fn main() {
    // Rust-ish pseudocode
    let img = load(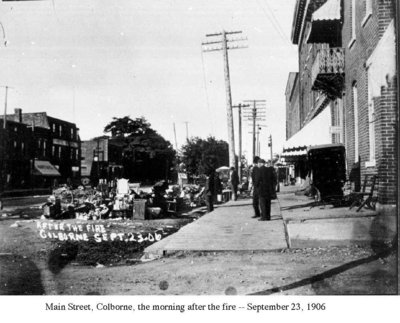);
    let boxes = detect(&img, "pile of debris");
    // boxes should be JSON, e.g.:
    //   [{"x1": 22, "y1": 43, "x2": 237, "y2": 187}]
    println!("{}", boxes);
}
[{"x1": 41, "y1": 179, "x2": 207, "y2": 221}]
